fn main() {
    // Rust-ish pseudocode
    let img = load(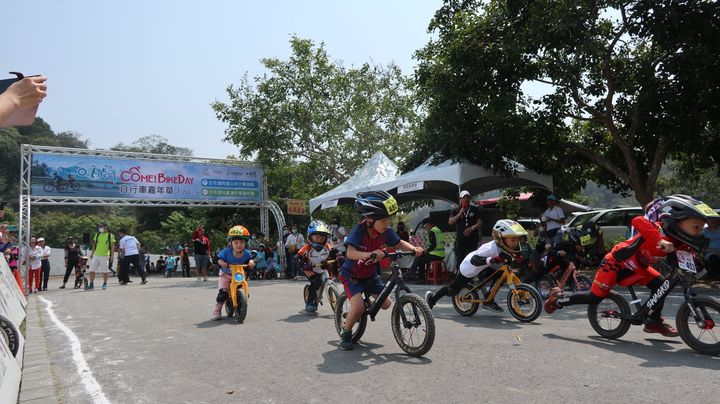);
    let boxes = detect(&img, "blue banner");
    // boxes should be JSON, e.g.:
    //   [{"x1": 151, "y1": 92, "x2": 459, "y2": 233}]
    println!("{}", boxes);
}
[{"x1": 31, "y1": 153, "x2": 263, "y2": 201}]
